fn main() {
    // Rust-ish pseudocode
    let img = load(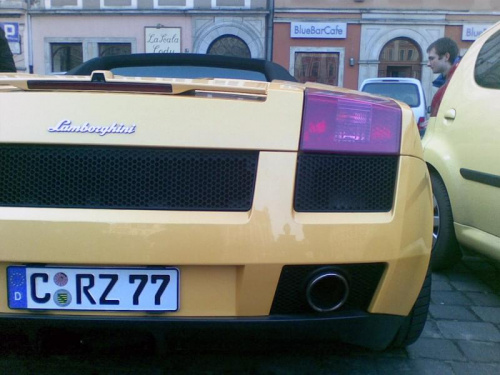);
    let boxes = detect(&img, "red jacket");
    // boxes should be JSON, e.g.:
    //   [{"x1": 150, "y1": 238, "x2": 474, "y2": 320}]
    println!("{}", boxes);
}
[{"x1": 430, "y1": 63, "x2": 459, "y2": 117}]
